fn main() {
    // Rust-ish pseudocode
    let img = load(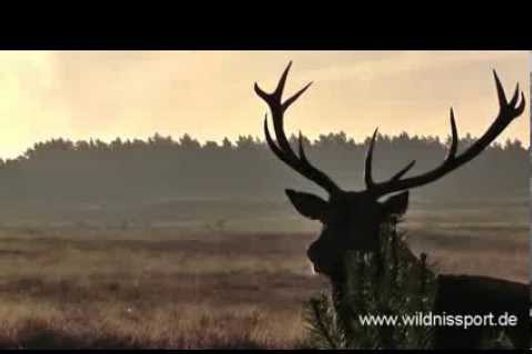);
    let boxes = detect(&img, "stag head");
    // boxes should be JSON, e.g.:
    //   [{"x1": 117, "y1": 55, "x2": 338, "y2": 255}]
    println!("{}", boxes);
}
[{"x1": 255, "y1": 62, "x2": 525, "y2": 280}]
